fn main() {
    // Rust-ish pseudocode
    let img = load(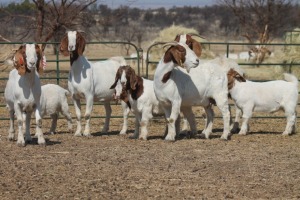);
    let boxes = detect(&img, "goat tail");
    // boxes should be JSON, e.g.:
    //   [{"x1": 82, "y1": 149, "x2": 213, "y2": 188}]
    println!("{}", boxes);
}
[
  {"x1": 109, "y1": 56, "x2": 127, "y2": 66},
  {"x1": 64, "y1": 89, "x2": 70, "y2": 96},
  {"x1": 284, "y1": 73, "x2": 298, "y2": 87}
]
